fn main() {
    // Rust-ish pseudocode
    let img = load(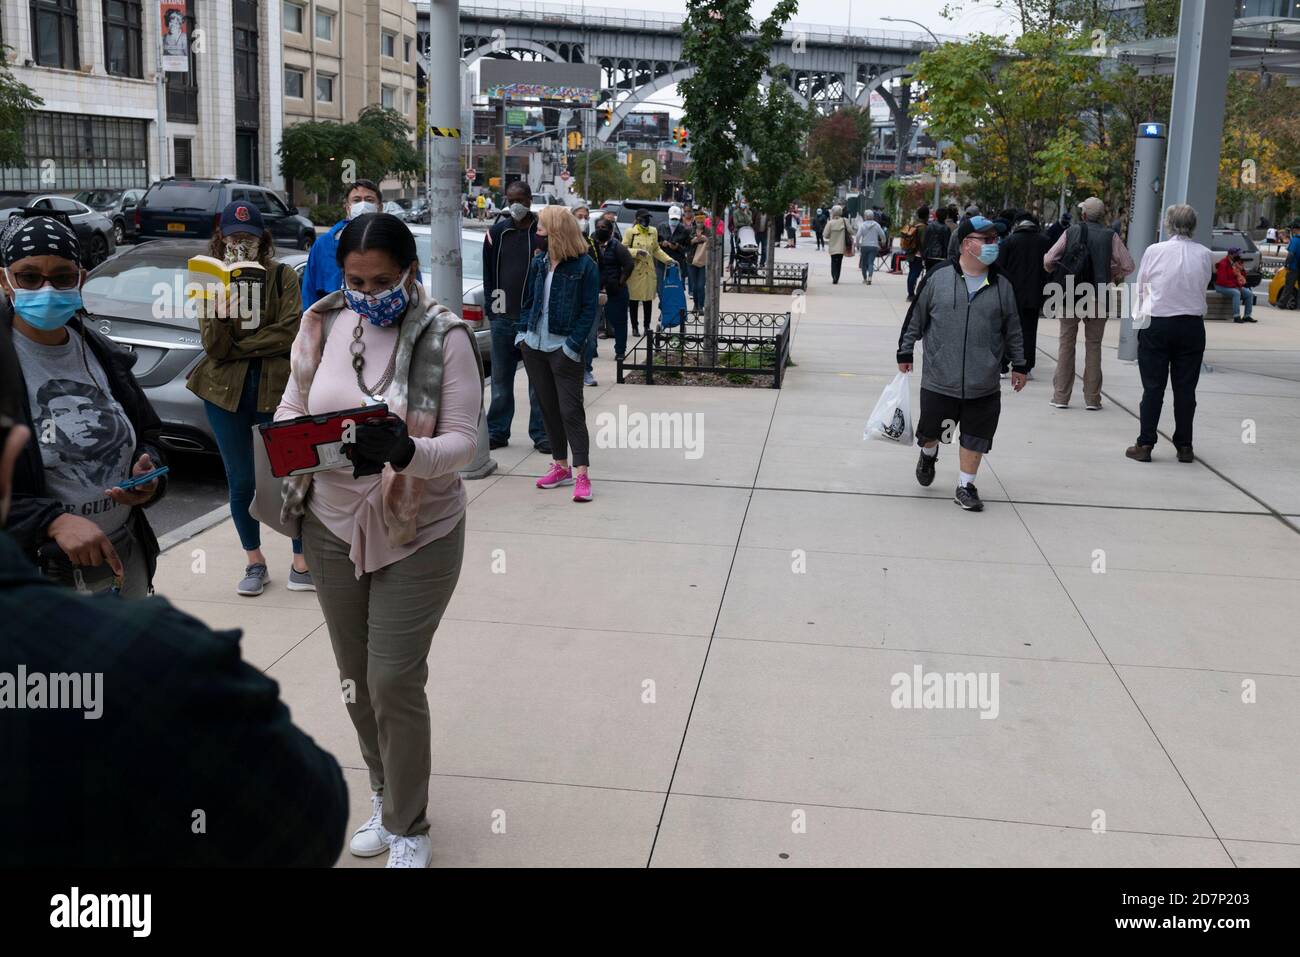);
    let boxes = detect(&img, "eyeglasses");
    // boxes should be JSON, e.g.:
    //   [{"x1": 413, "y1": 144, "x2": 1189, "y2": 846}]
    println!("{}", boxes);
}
[{"x1": 6, "y1": 268, "x2": 81, "y2": 291}]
